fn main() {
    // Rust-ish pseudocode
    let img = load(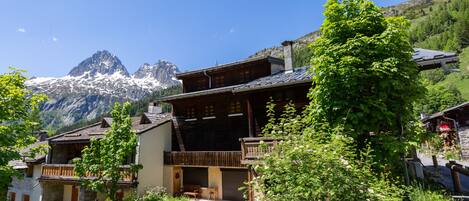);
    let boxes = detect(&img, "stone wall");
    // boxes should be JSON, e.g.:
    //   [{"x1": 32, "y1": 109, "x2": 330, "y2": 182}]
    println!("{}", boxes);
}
[{"x1": 459, "y1": 127, "x2": 469, "y2": 159}]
